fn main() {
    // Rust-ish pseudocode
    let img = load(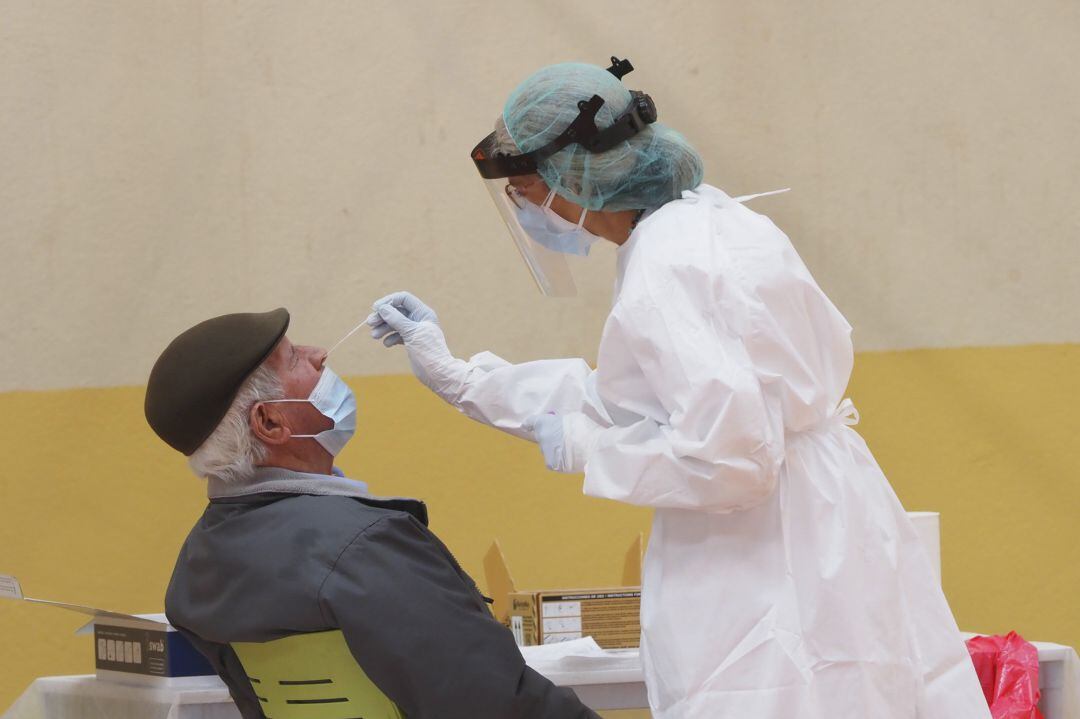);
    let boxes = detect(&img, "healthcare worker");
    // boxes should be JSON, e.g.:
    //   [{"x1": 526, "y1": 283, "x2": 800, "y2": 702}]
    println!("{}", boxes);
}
[{"x1": 367, "y1": 58, "x2": 990, "y2": 719}]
